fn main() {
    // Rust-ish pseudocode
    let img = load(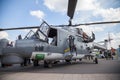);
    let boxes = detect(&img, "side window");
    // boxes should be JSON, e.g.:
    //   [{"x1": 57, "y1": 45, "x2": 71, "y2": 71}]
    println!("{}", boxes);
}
[{"x1": 48, "y1": 28, "x2": 57, "y2": 46}]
